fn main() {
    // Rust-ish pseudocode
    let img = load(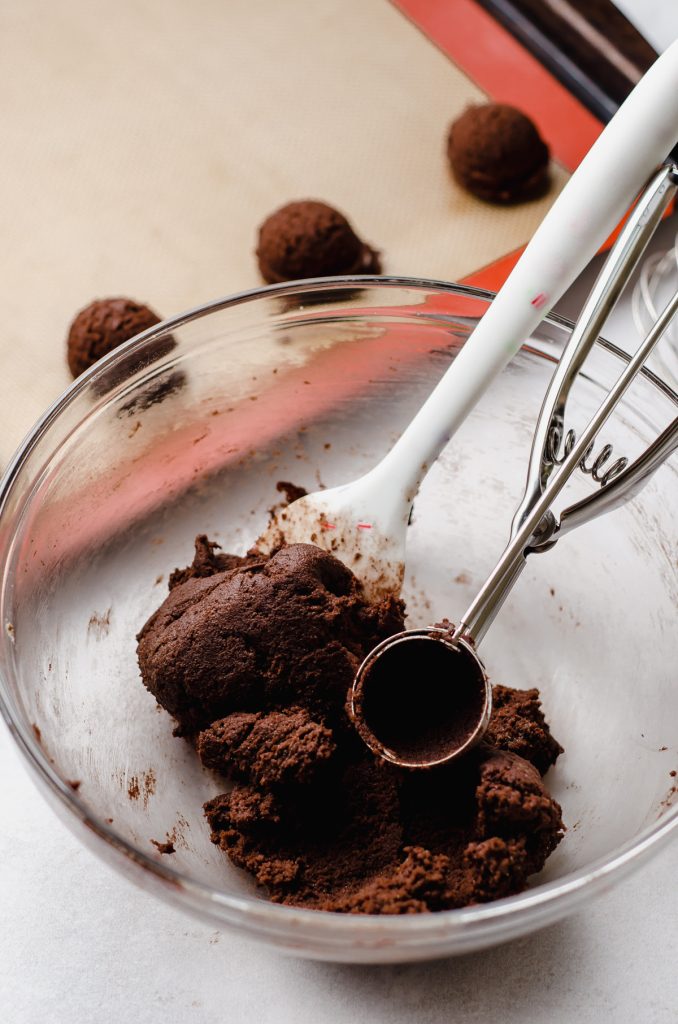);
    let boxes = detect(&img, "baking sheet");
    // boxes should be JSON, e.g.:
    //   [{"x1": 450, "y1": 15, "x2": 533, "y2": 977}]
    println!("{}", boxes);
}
[{"x1": 0, "y1": 0, "x2": 568, "y2": 466}]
